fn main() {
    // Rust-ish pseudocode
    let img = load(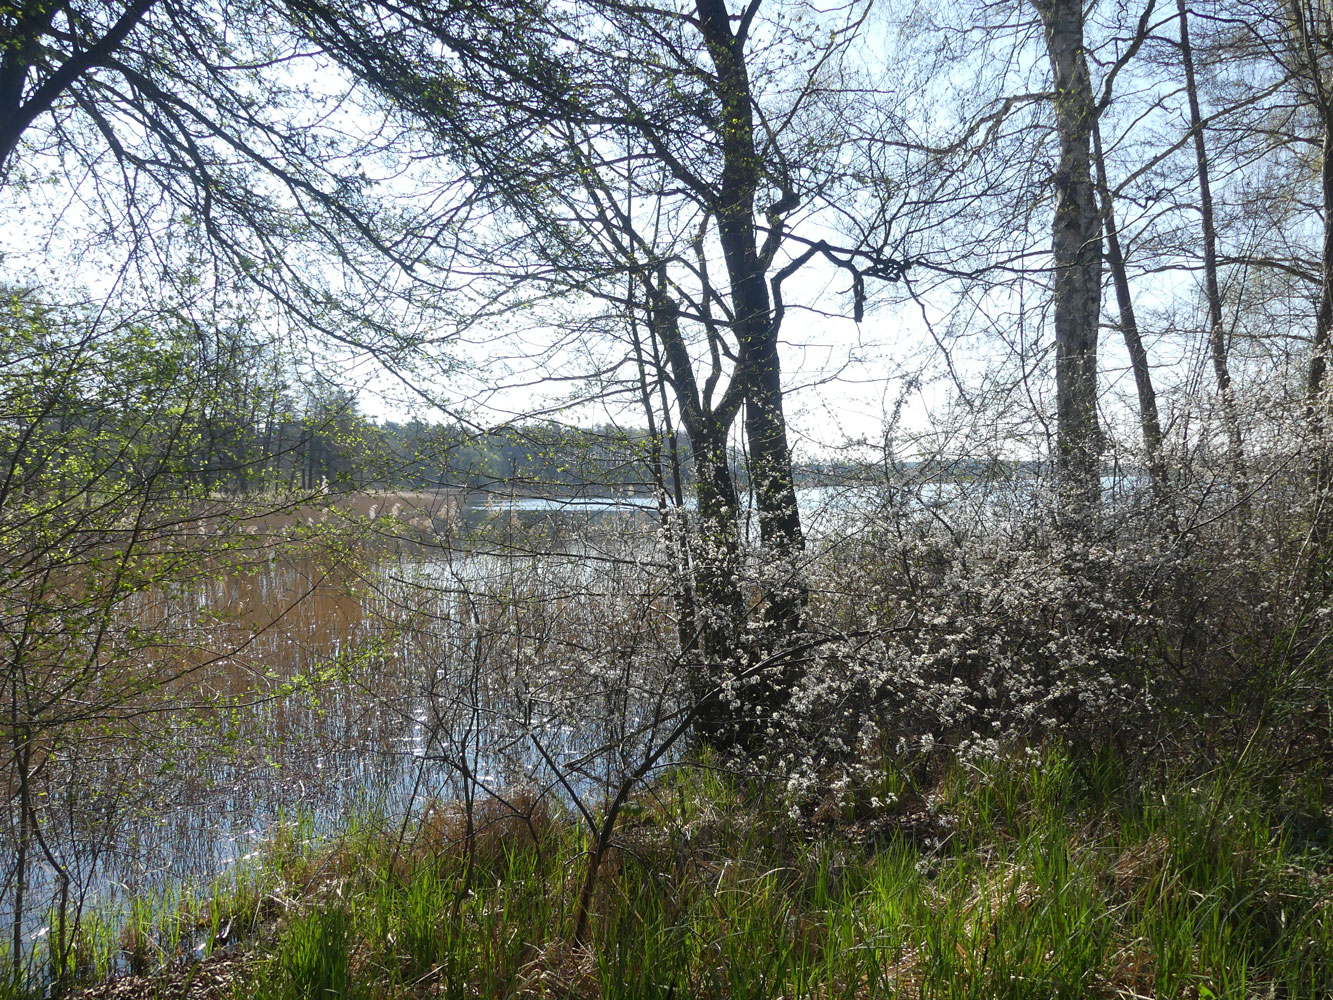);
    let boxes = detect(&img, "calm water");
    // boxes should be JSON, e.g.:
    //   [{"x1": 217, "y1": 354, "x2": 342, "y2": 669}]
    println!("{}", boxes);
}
[
  {"x1": 2, "y1": 500, "x2": 689, "y2": 961},
  {"x1": 3, "y1": 475, "x2": 1117, "y2": 964}
]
